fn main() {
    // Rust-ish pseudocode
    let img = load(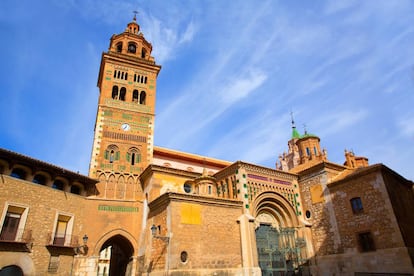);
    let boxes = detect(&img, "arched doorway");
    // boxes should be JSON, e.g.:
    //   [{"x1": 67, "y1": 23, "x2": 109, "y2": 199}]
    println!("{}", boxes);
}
[
  {"x1": 252, "y1": 192, "x2": 308, "y2": 275},
  {"x1": 0, "y1": 265, "x2": 24, "y2": 276},
  {"x1": 98, "y1": 235, "x2": 134, "y2": 276}
]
